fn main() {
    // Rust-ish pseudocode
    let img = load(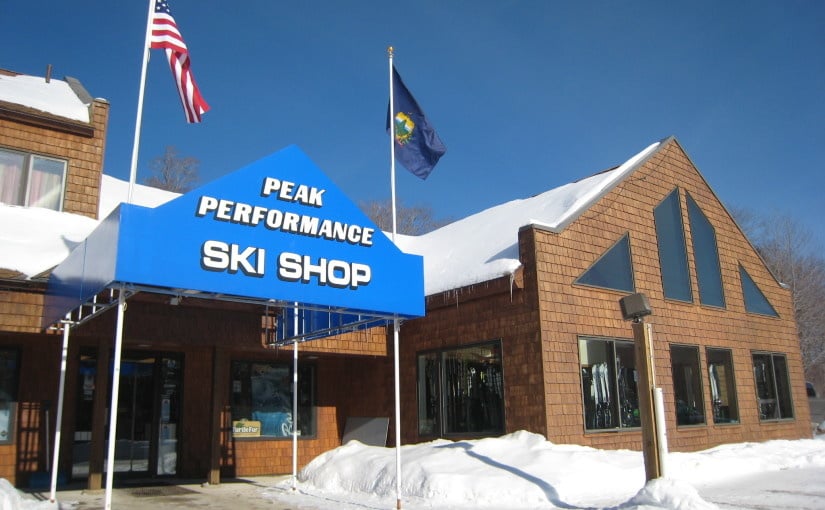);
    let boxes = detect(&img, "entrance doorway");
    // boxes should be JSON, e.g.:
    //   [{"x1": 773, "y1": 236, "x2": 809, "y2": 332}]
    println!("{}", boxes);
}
[{"x1": 72, "y1": 349, "x2": 182, "y2": 479}]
